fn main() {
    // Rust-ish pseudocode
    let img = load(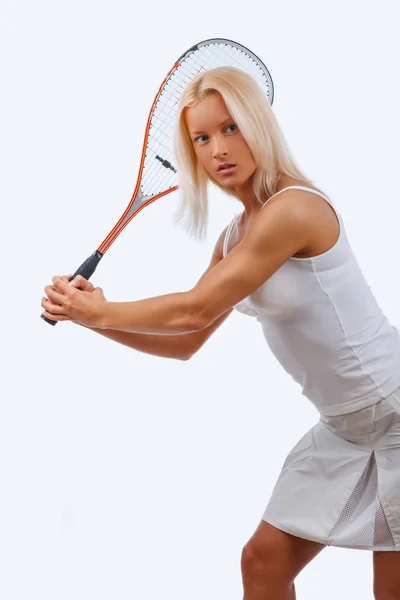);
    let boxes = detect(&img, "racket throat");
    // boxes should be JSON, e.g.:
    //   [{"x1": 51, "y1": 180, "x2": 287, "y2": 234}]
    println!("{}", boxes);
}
[{"x1": 129, "y1": 190, "x2": 148, "y2": 215}]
